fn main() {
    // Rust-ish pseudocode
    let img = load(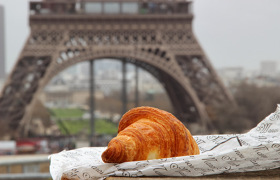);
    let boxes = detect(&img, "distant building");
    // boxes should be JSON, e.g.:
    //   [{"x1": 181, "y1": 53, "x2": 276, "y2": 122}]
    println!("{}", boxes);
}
[
  {"x1": 0, "y1": 79, "x2": 4, "y2": 91},
  {"x1": 40, "y1": 88, "x2": 104, "y2": 108},
  {"x1": 217, "y1": 67, "x2": 244, "y2": 87},
  {"x1": 0, "y1": 5, "x2": 5, "y2": 80},
  {"x1": 260, "y1": 61, "x2": 278, "y2": 77},
  {"x1": 77, "y1": 62, "x2": 89, "y2": 78}
]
